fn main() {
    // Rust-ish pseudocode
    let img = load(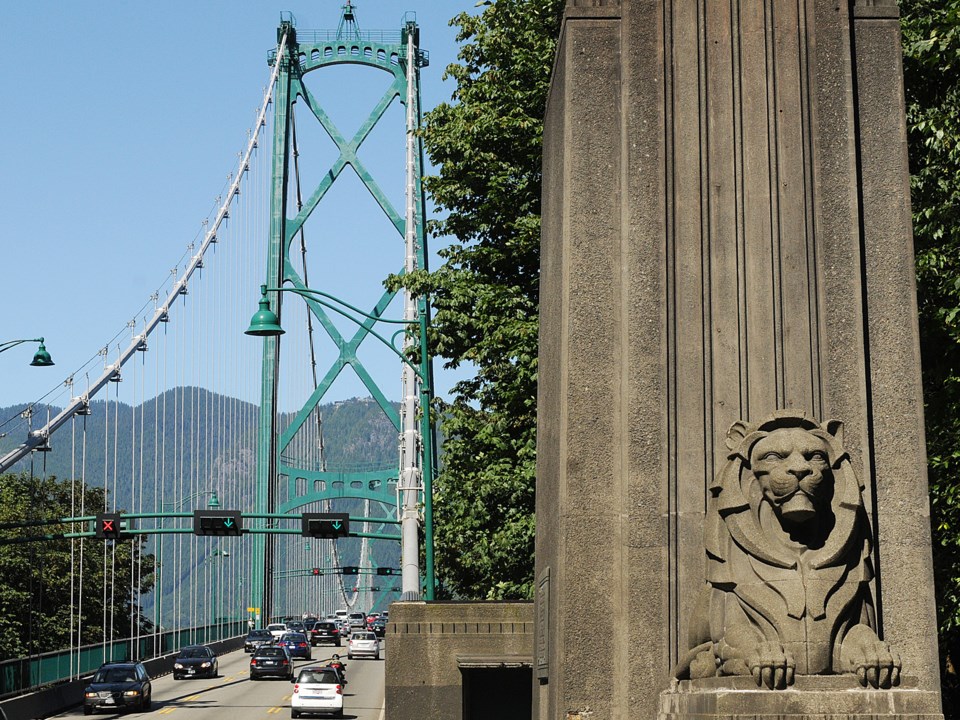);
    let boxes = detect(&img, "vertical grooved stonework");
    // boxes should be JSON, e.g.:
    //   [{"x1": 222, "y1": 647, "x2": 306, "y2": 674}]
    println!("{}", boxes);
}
[{"x1": 537, "y1": 0, "x2": 940, "y2": 718}]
